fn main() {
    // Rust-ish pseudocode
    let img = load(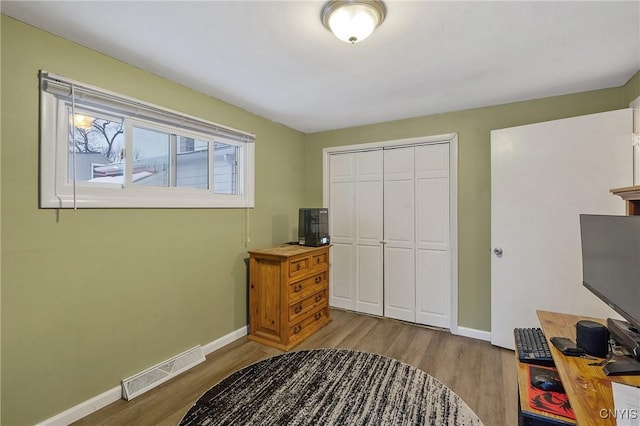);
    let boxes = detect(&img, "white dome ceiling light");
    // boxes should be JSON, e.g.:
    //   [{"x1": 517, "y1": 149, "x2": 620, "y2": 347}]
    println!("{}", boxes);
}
[{"x1": 321, "y1": 0, "x2": 386, "y2": 44}]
